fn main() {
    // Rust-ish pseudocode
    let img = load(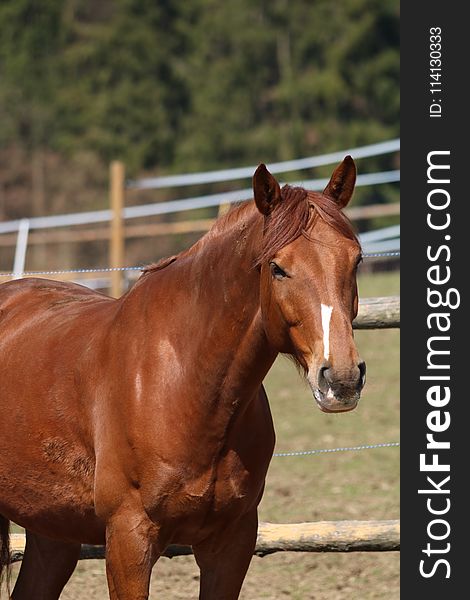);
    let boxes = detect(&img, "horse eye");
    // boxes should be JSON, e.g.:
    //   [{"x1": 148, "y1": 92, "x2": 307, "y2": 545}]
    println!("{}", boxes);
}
[{"x1": 270, "y1": 262, "x2": 287, "y2": 280}]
